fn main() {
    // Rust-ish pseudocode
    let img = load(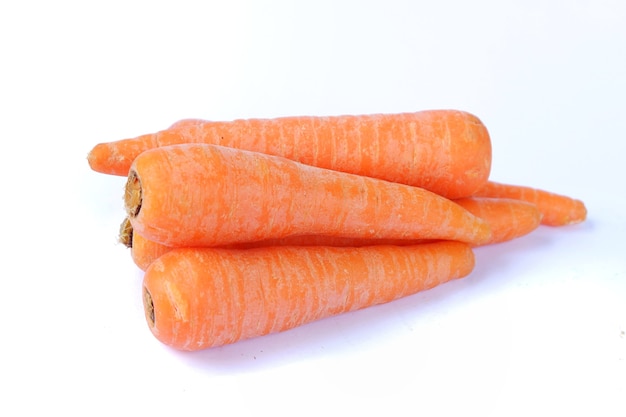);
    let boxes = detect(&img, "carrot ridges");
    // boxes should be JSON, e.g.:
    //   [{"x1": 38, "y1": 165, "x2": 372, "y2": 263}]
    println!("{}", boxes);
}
[
  {"x1": 473, "y1": 181, "x2": 587, "y2": 226},
  {"x1": 143, "y1": 242, "x2": 475, "y2": 350},
  {"x1": 87, "y1": 110, "x2": 493, "y2": 199},
  {"x1": 84, "y1": 109, "x2": 588, "y2": 353},
  {"x1": 126, "y1": 143, "x2": 492, "y2": 247}
]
